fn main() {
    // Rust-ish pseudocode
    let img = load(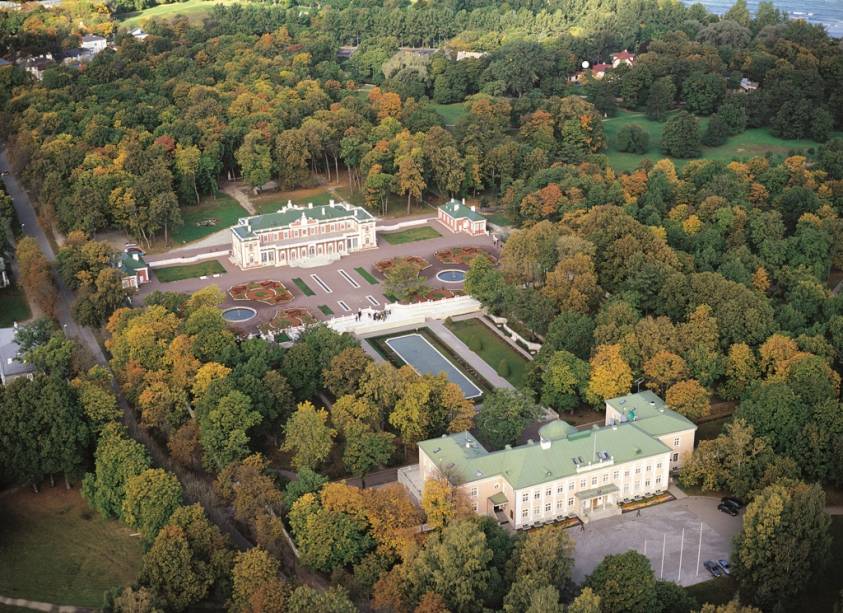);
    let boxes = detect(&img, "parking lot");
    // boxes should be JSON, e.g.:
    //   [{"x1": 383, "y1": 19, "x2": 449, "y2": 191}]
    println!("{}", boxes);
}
[{"x1": 567, "y1": 496, "x2": 742, "y2": 587}]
